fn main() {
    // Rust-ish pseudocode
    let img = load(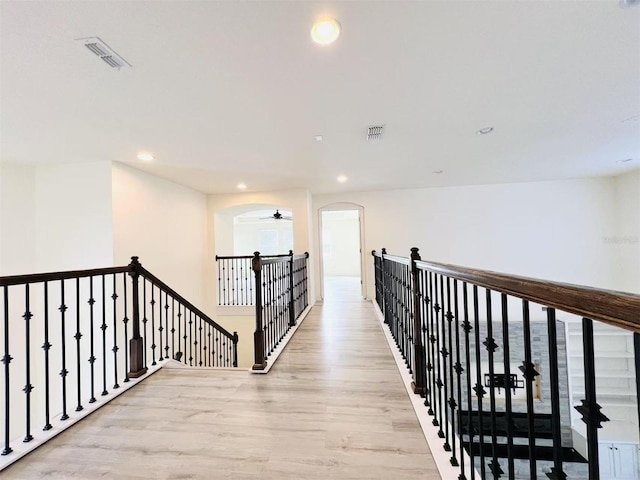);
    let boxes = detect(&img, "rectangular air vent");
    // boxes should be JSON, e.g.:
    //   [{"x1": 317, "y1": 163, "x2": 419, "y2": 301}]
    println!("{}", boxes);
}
[
  {"x1": 77, "y1": 37, "x2": 131, "y2": 70},
  {"x1": 366, "y1": 125, "x2": 384, "y2": 141}
]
